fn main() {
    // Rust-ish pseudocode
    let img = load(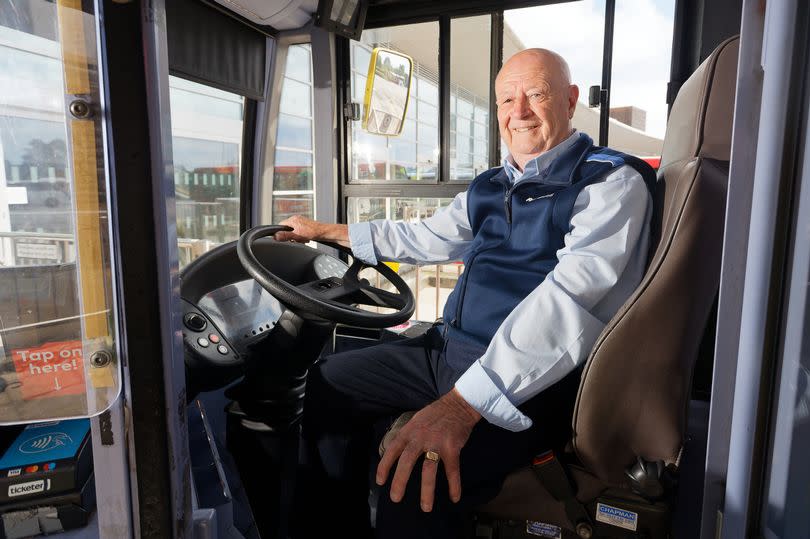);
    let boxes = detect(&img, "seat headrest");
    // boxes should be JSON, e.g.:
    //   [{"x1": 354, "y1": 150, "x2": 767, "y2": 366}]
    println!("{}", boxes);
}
[{"x1": 660, "y1": 36, "x2": 740, "y2": 167}]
